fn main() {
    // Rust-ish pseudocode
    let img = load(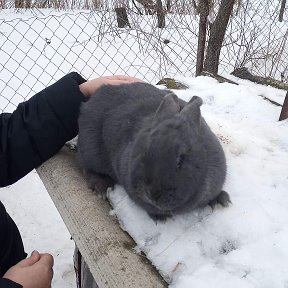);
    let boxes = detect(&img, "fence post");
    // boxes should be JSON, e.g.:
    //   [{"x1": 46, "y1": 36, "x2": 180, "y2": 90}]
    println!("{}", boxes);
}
[{"x1": 279, "y1": 91, "x2": 288, "y2": 121}]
